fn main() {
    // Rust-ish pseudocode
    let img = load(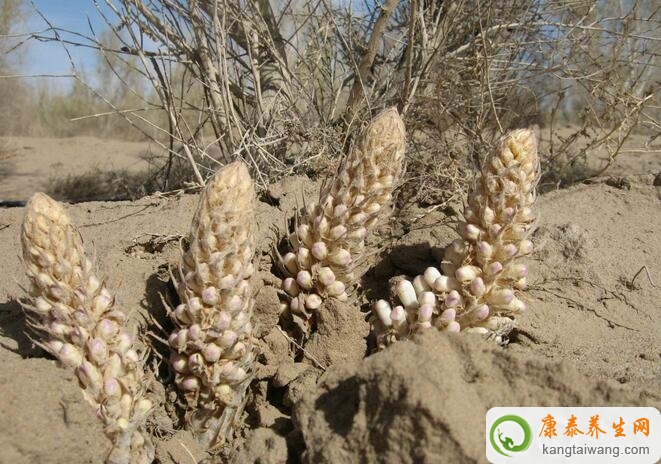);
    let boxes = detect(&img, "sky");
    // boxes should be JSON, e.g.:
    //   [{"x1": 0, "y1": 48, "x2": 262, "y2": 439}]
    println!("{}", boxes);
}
[{"x1": 20, "y1": 1, "x2": 123, "y2": 87}]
